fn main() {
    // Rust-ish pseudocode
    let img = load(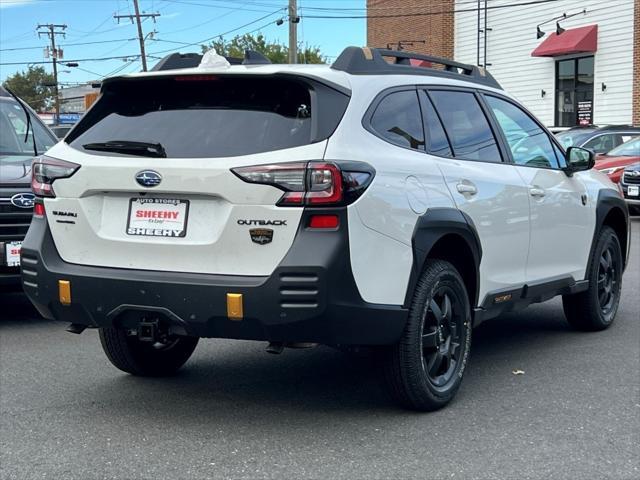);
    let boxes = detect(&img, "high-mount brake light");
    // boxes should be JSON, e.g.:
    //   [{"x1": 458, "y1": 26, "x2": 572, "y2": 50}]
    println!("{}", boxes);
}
[
  {"x1": 32, "y1": 156, "x2": 80, "y2": 198},
  {"x1": 173, "y1": 75, "x2": 220, "y2": 82},
  {"x1": 232, "y1": 161, "x2": 373, "y2": 207}
]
